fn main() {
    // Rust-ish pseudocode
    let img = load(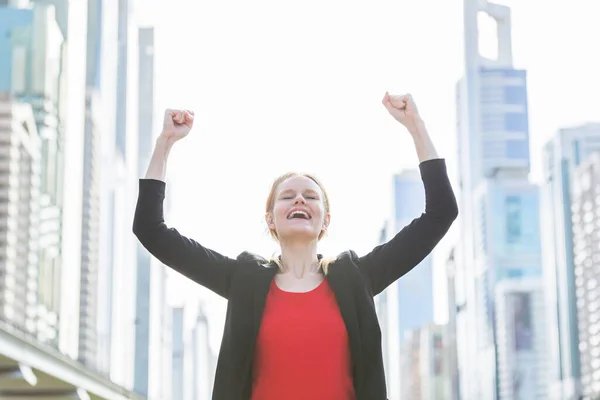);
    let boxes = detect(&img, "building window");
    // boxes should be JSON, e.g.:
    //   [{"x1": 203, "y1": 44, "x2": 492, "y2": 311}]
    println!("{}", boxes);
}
[
  {"x1": 573, "y1": 139, "x2": 581, "y2": 166},
  {"x1": 506, "y1": 196, "x2": 521, "y2": 244},
  {"x1": 506, "y1": 140, "x2": 529, "y2": 160},
  {"x1": 504, "y1": 85, "x2": 526, "y2": 105},
  {"x1": 504, "y1": 112, "x2": 528, "y2": 132}
]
